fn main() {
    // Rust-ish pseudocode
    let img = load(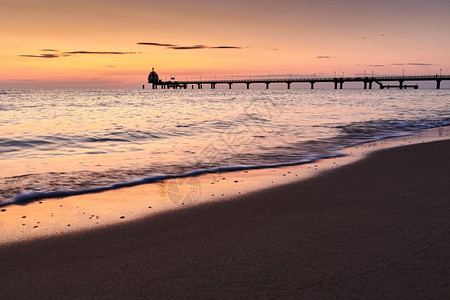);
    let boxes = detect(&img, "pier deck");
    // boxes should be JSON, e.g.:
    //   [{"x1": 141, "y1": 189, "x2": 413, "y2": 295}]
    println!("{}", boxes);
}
[{"x1": 149, "y1": 75, "x2": 449, "y2": 90}]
